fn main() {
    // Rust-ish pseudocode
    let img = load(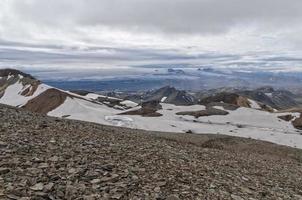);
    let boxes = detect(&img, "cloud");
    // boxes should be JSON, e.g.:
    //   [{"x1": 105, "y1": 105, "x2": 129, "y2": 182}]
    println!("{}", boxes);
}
[
  {"x1": 7, "y1": 0, "x2": 302, "y2": 34},
  {"x1": 0, "y1": 0, "x2": 302, "y2": 71}
]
